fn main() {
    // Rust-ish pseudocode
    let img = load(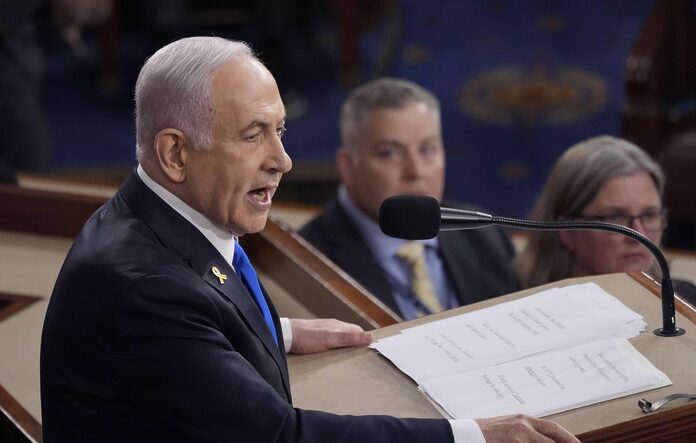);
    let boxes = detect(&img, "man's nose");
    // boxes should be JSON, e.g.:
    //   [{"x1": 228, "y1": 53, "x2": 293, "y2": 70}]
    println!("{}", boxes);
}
[
  {"x1": 267, "y1": 136, "x2": 292, "y2": 174},
  {"x1": 402, "y1": 152, "x2": 424, "y2": 178}
]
